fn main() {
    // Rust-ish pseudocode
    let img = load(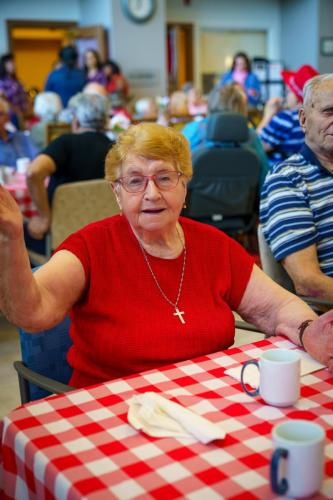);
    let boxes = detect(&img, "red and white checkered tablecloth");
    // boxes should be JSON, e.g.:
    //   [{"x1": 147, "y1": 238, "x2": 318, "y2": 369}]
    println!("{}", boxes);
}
[
  {"x1": 5, "y1": 175, "x2": 38, "y2": 219},
  {"x1": 2, "y1": 337, "x2": 333, "y2": 499}
]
